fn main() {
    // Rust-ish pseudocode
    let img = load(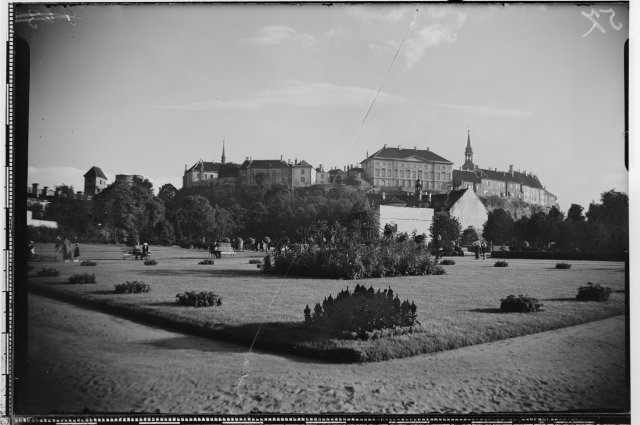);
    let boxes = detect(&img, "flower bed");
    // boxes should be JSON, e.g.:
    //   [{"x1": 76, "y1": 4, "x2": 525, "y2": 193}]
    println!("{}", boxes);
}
[
  {"x1": 494, "y1": 261, "x2": 509, "y2": 268},
  {"x1": 175, "y1": 291, "x2": 222, "y2": 307},
  {"x1": 576, "y1": 282, "x2": 612, "y2": 302},
  {"x1": 440, "y1": 259, "x2": 456, "y2": 265},
  {"x1": 500, "y1": 295, "x2": 543, "y2": 312},
  {"x1": 114, "y1": 281, "x2": 151, "y2": 294},
  {"x1": 198, "y1": 259, "x2": 215, "y2": 265},
  {"x1": 68, "y1": 273, "x2": 96, "y2": 284},
  {"x1": 36, "y1": 267, "x2": 60, "y2": 277}
]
